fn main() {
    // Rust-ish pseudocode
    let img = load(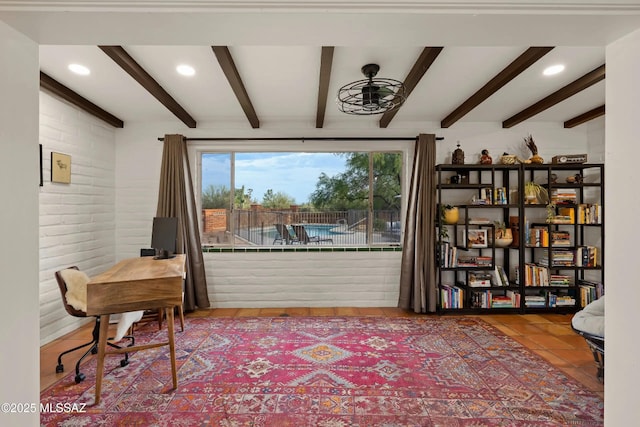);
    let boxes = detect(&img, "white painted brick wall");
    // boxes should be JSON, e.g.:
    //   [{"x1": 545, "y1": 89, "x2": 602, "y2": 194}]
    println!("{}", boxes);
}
[
  {"x1": 39, "y1": 92, "x2": 116, "y2": 345},
  {"x1": 204, "y1": 251, "x2": 403, "y2": 308}
]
